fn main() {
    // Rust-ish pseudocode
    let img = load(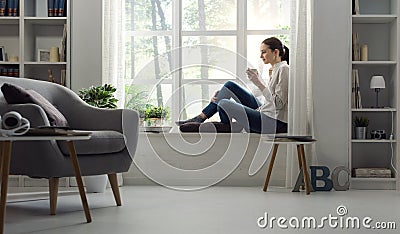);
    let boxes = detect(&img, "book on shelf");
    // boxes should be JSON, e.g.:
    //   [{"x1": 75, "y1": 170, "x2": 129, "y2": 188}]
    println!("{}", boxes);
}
[
  {"x1": 60, "y1": 23, "x2": 67, "y2": 62},
  {"x1": 352, "y1": 0, "x2": 360, "y2": 15},
  {"x1": 352, "y1": 33, "x2": 360, "y2": 61},
  {"x1": 48, "y1": 0, "x2": 53, "y2": 17},
  {"x1": 354, "y1": 168, "x2": 392, "y2": 178},
  {"x1": 60, "y1": 69, "x2": 66, "y2": 86},
  {"x1": 6, "y1": 0, "x2": 12, "y2": 16},
  {"x1": 0, "y1": 0, "x2": 6, "y2": 16},
  {"x1": 351, "y1": 69, "x2": 362, "y2": 109},
  {"x1": 48, "y1": 0, "x2": 66, "y2": 17},
  {"x1": 12, "y1": 0, "x2": 17, "y2": 16},
  {"x1": 58, "y1": 0, "x2": 66, "y2": 16},
  {"x1": 54, "y1": 0, "x2": 60, "y2": 16}
]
